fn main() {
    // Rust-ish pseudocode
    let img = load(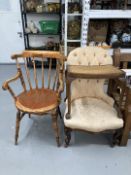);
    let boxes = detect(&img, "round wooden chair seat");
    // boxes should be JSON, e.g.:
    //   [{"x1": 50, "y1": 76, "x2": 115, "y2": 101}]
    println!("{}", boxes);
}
[{"x1": 15, "y1": 89, "x2": 58, "y2": 114}]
